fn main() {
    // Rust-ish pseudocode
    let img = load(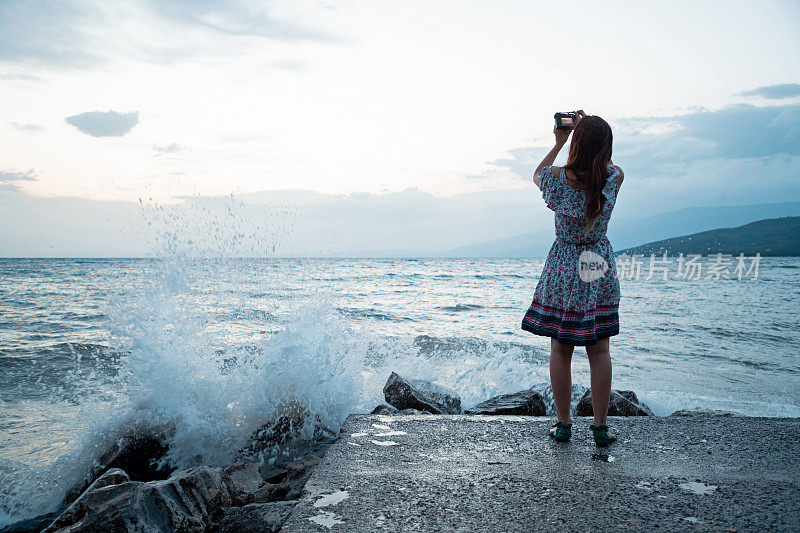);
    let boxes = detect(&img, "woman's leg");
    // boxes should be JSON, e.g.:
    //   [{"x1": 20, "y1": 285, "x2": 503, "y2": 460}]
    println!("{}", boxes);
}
[
  {"x1": 549, "y1": 338, "x2": 574, "y2": 425},
  {"x1": 585, "y1": 338, "x2": 616, "y2": 439}
]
